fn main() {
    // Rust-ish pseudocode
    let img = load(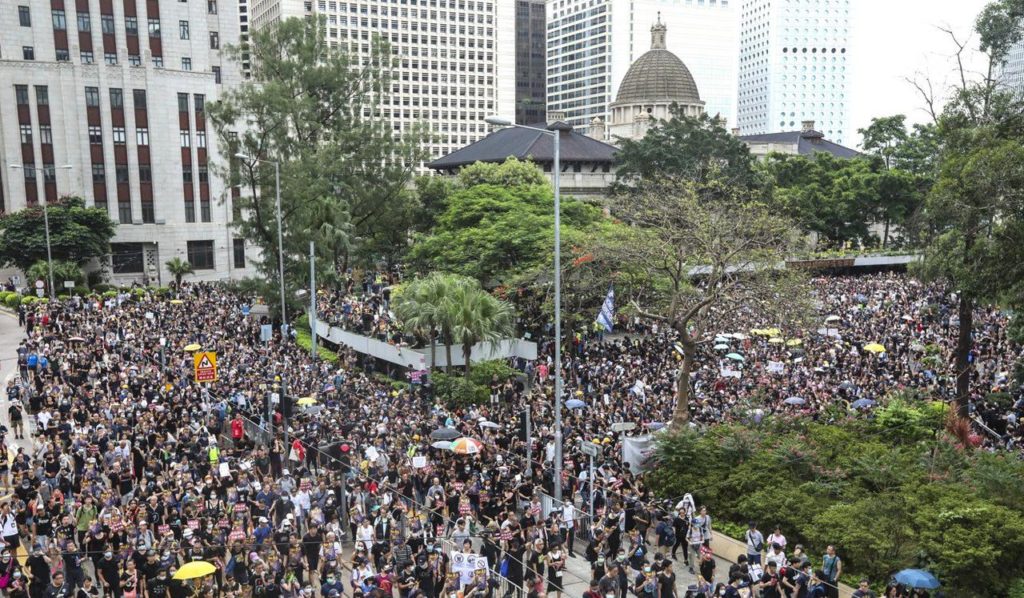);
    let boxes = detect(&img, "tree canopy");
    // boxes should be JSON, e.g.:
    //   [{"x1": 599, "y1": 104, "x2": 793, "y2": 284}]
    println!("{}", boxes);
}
[
  {"x1": 613, "y1": 108, "x2": 762, "y2": 193},
  {"x1": 407, "y1": 158, "x2": 607, "y2": 285},
  {"x1": 0, "y1": 196, "x2": 116, "y2": 273}
]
